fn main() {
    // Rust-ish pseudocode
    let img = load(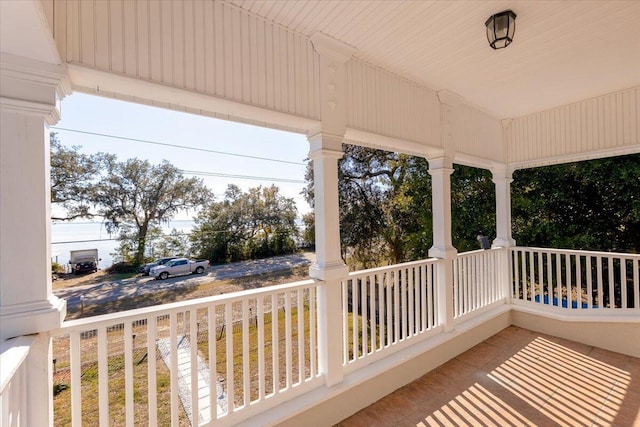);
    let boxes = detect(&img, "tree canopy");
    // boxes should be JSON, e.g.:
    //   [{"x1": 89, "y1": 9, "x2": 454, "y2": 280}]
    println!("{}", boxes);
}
[
  {"x1": 190, "y1": 184, "x2": 299, "y2": 263},
  {"x1": 304, "y1": 144, "x2": 638, "y2": 269},
  {"x1": 305, "y1": 146, "x2": 431, "y2": 267},
  {"x1": 50, "y1": 135, "x2": 212, "y2": 265},
  {"x1": 50, "y1": 132, "x2": 109, "y2": 221},
  {"x1": 512, "y1": 155, "x2": 640, "y2": 252},
  {"x1": 94, "y1": 158, "x2": 211, "y2": 264},
  {"x1": 304, "y1": 144, "x2": 498, "y2": 268}
]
